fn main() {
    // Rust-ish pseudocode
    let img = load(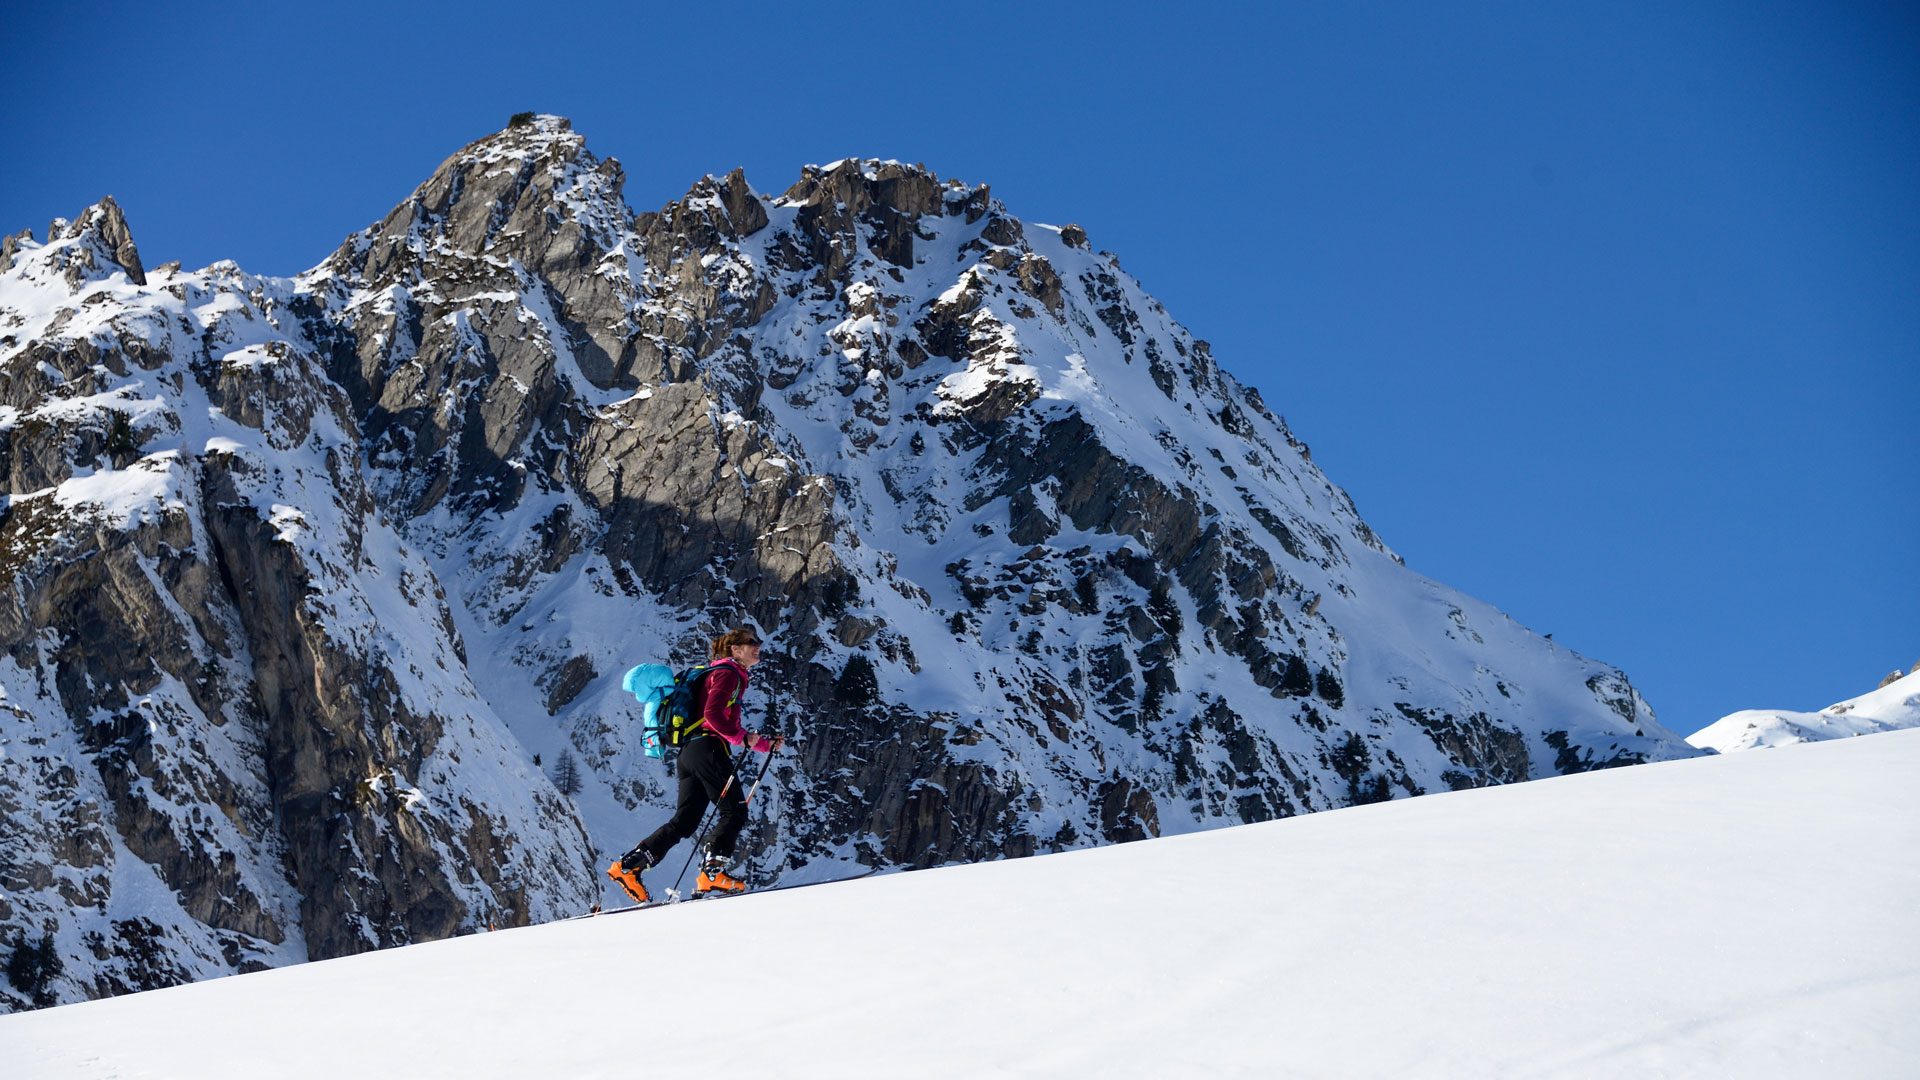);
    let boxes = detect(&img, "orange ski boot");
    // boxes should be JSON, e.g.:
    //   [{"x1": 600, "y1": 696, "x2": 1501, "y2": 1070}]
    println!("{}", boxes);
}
[
  {"x1": 606, "y1": 857, "x2": 650, "y2": 904},
  {"x1": 694, "y1": 858, "x2": 748, "y2": 898}
]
